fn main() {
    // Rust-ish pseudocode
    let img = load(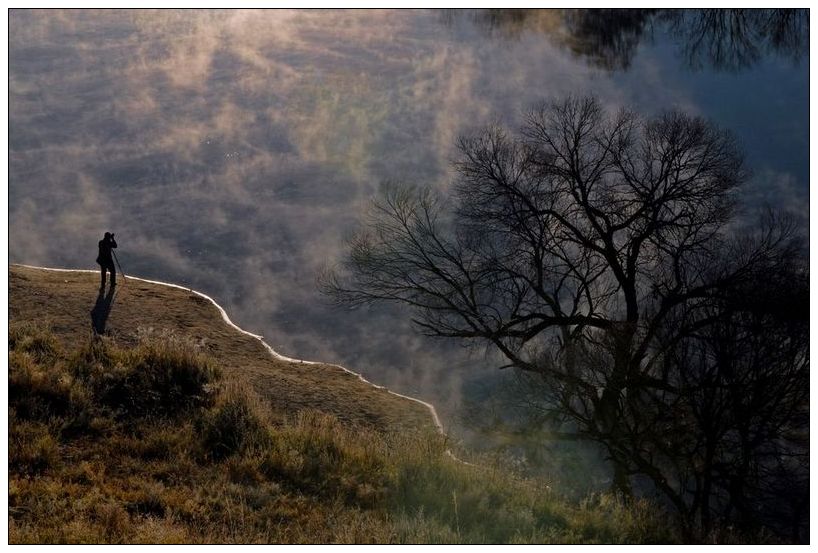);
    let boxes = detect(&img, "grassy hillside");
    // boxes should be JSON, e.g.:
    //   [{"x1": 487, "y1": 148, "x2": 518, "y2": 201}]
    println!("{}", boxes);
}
[
  {"x1": 8, "y1": 265, "x2": 678, "y2": 544},
  {"x1": 9, "y1": 265, "x2": 433, "y2": 433}
]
